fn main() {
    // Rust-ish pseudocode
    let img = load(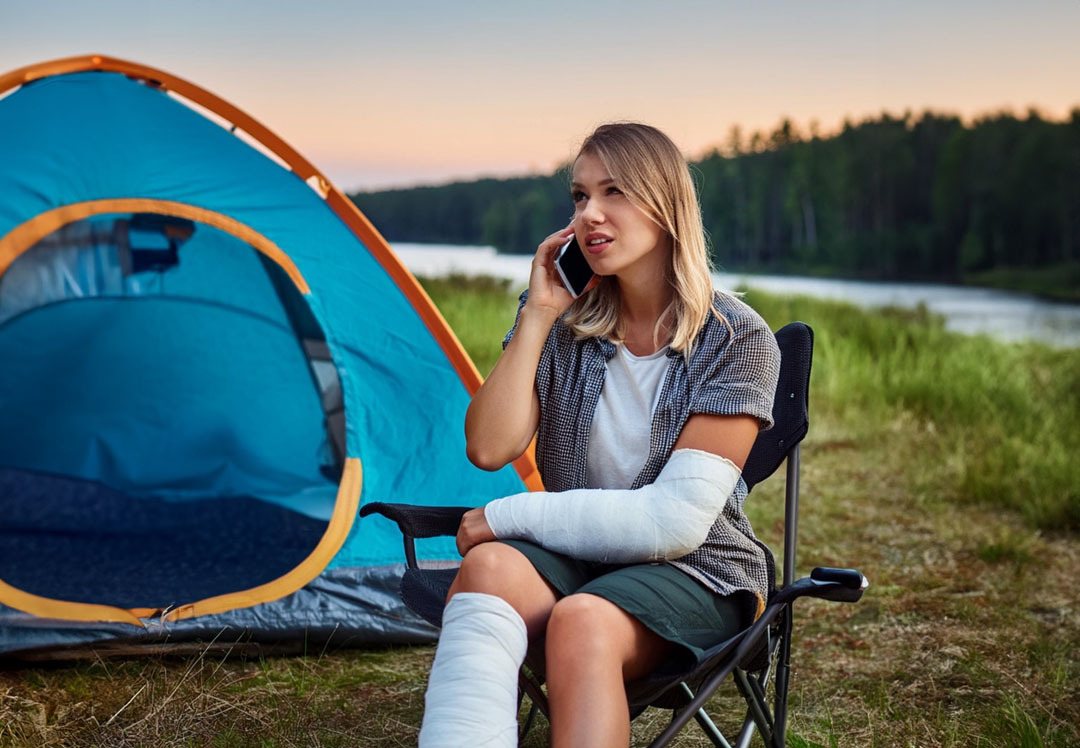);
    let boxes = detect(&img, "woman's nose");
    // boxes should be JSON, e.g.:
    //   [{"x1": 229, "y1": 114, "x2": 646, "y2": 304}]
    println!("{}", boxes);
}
[{"x1": 581, "y1": 197, "x2": 604, "y2": 225}]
